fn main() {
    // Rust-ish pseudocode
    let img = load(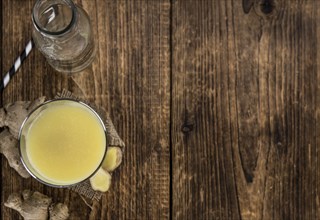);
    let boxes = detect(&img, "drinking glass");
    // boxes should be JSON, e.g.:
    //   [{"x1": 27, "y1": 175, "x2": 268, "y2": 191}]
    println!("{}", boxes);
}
[{"x1": 19, "y1": 99, "x2": 107, "y2": 187}]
